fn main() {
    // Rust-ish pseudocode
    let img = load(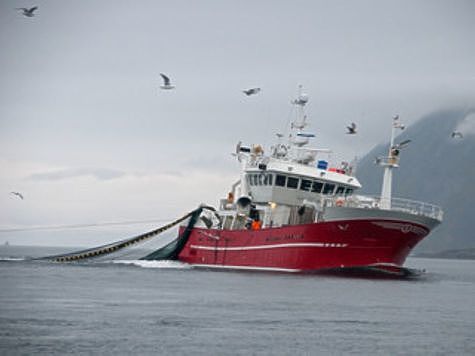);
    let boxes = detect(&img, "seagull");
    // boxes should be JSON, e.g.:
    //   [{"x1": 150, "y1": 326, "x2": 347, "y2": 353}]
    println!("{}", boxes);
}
[
  {"x1": 16, "y1": 6, "x2": 38, "y2": 17},
  {"x1": 243, "y1": 87, "x2": 261, "y2": 96},
  {"x1": 391, "y1": 139, "x2": 411, "y2": 157},
  {"x1": 159, "y1": 73, "x2": 175, "y2": 90},
  {"x1": 451, "y1": 131, "x2": 463, "y2": 139},
  {"x1": 10, "y1": 192, "x2": 24, "y2": 200},
  {"x1": 346, "y1": 122, "x2": 357, "y2": 134},
  {"x1": 392, "y1": 139, "x2": 411, "y2": 150}
]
